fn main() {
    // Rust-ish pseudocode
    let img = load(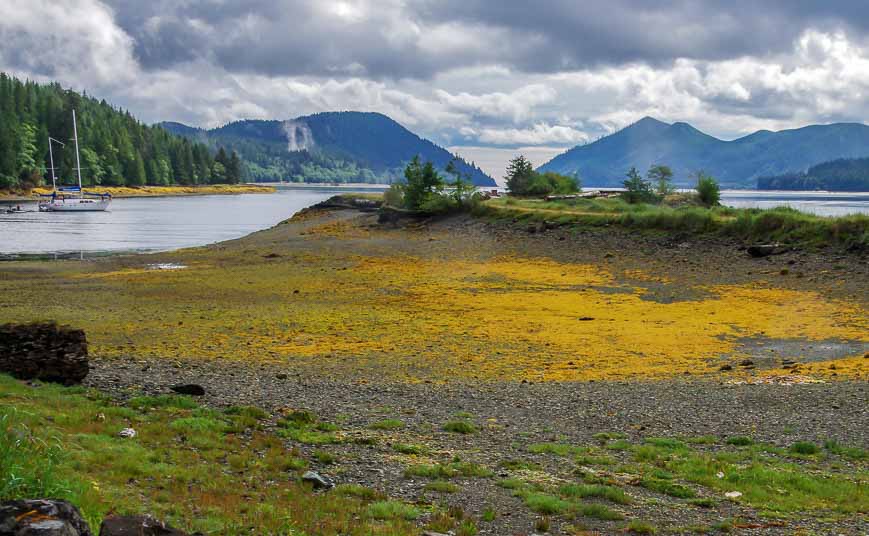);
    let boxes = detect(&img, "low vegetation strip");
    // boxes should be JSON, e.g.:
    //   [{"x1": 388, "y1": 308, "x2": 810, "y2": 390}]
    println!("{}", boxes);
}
[{"x1": 480, "y1": 197, "x2": 869, "y2": 250}]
